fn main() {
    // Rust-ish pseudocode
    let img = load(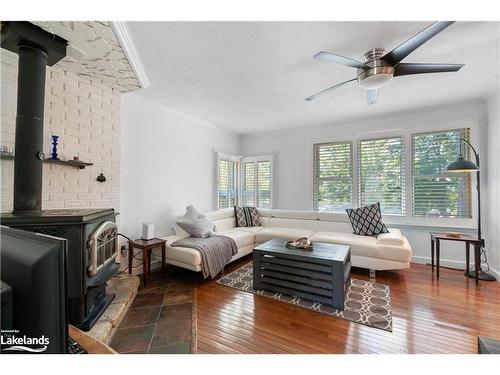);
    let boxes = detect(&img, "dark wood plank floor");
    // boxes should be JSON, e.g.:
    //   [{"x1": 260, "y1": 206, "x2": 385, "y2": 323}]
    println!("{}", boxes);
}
[{"x1": 196, "y1": 256, "x2": 500, "y2": 354}]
